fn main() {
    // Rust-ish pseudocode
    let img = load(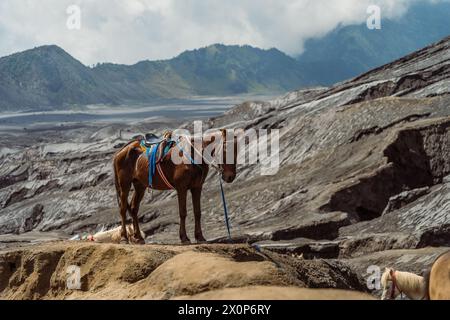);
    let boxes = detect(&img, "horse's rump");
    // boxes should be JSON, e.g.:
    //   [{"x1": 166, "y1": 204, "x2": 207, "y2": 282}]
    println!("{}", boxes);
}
[{"x1": 428, "y1": 250, "x2": 450, "y2": 300}]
